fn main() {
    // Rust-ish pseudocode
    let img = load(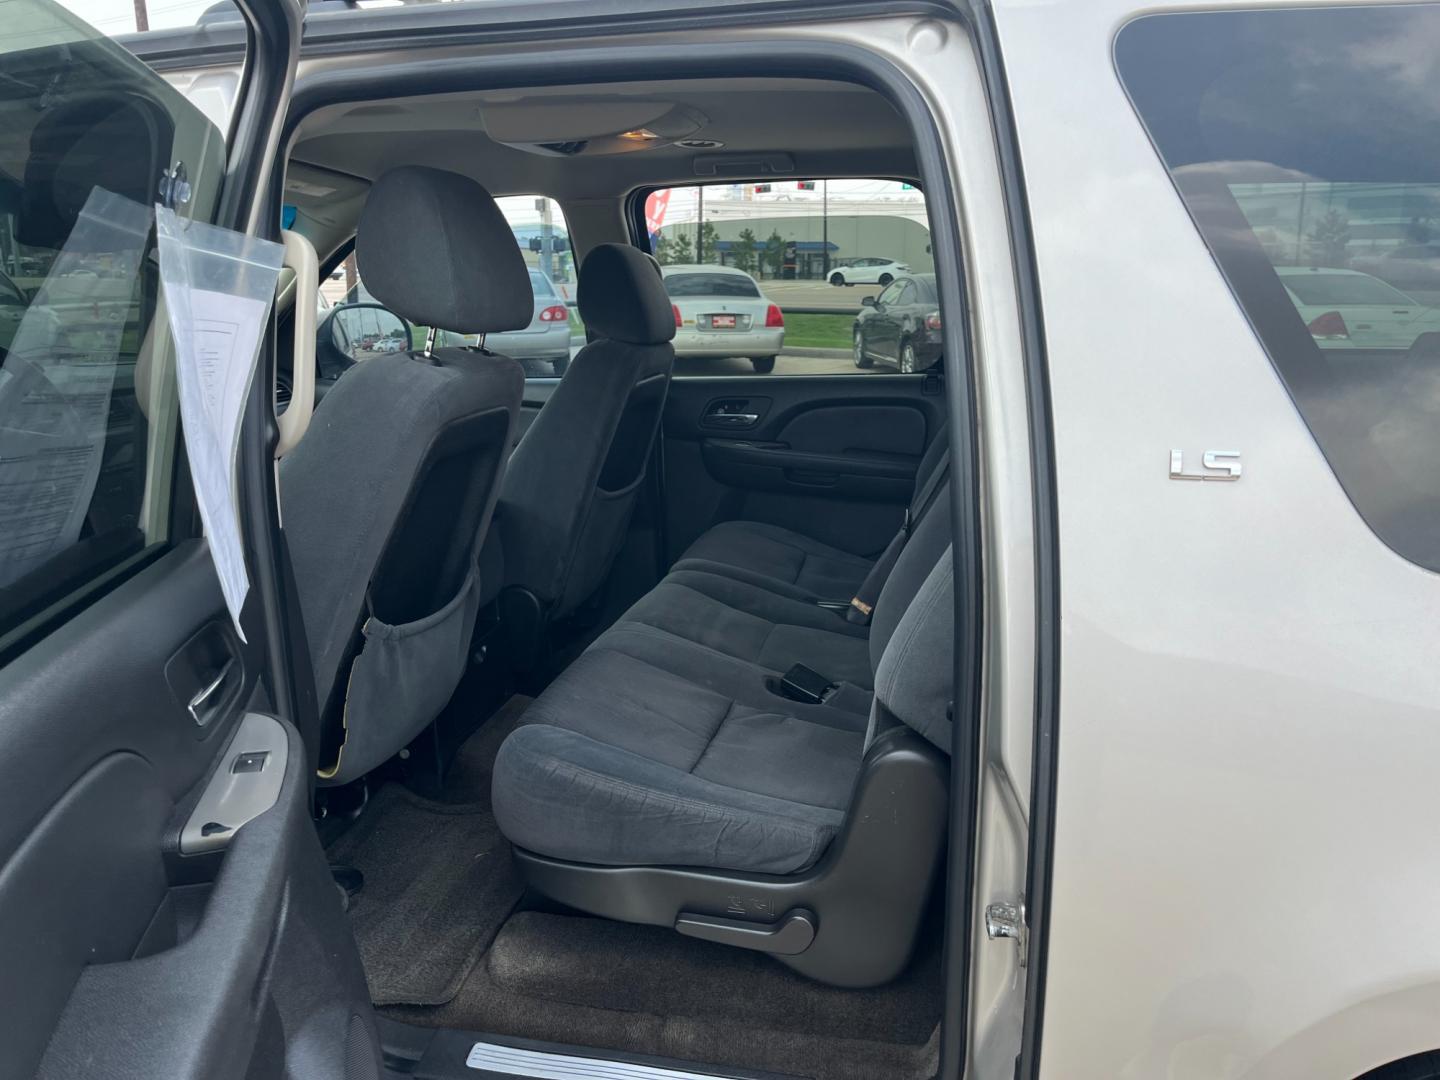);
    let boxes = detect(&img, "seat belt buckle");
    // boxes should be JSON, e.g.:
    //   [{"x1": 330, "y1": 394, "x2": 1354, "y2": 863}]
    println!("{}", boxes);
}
[{"x1": 779, "y1": 663, "x2": 836, "y2": 705}]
